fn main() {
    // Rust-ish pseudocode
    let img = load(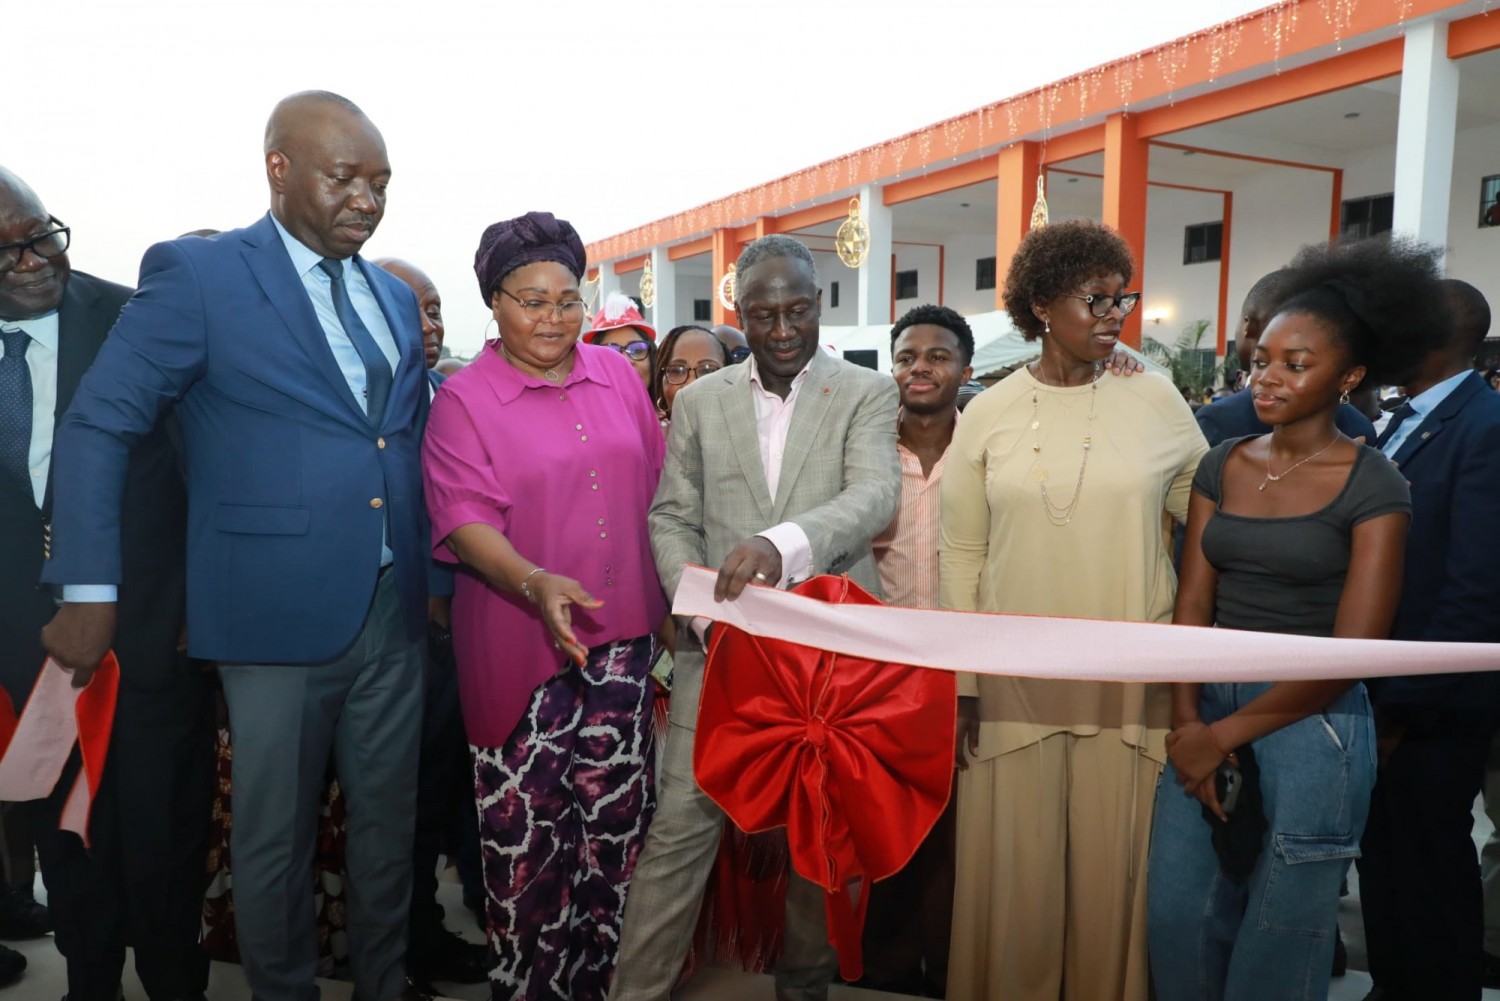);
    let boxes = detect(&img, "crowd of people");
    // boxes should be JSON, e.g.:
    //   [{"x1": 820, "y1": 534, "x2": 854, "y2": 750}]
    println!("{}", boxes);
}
[{"x1": 1, "y1": 87, "x2": 1498, "y2": 1001}]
